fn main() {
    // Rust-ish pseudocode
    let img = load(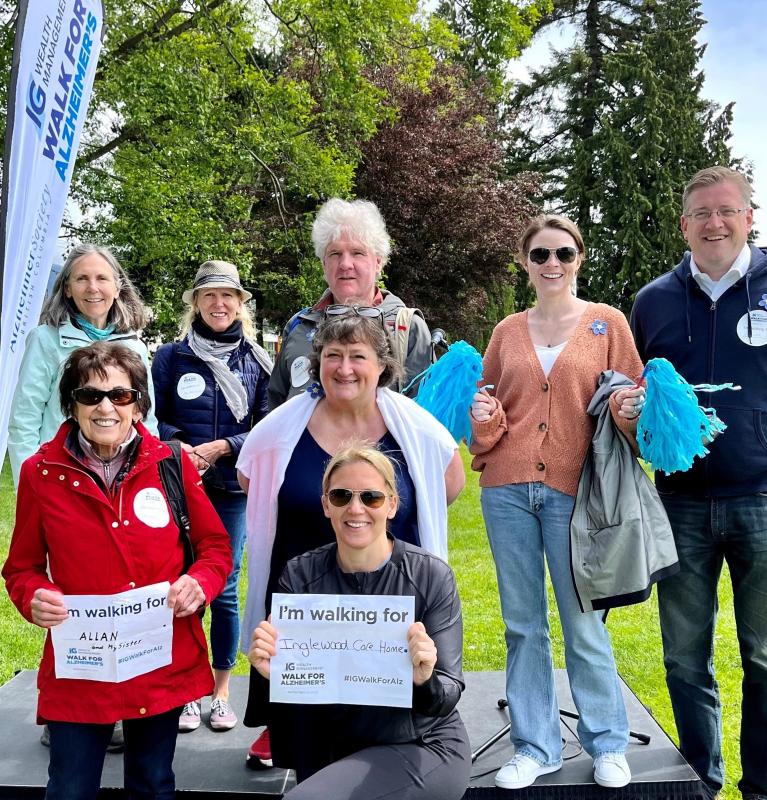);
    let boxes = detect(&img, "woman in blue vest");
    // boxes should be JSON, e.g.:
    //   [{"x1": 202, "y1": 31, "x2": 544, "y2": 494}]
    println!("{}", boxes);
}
[{"x1": 152, "y1": 261, "x2": 272, "y2": 732}]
